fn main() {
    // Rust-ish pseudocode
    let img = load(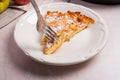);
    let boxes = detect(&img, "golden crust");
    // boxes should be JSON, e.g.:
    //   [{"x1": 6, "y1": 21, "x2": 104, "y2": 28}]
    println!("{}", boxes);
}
[{"x1": 41, "y1": 11, "x2": 94, "y2": 54}]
